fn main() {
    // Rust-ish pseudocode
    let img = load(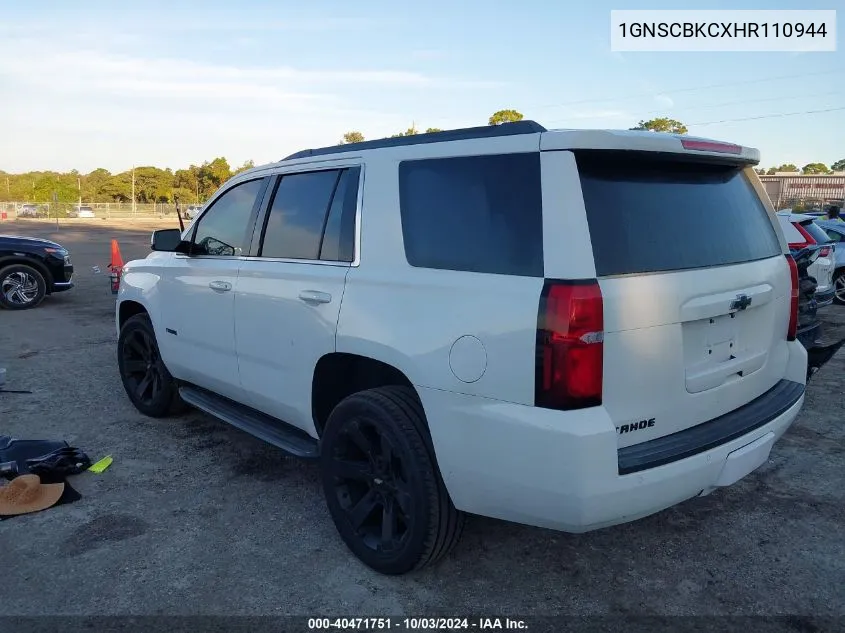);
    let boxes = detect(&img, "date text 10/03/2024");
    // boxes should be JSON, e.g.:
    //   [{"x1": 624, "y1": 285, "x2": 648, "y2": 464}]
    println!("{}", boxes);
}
[{"x1": 307, "y1": 618, "x2": 528, "y2": 630}]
